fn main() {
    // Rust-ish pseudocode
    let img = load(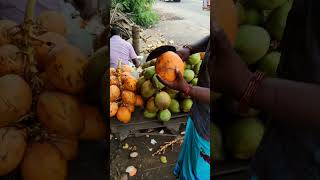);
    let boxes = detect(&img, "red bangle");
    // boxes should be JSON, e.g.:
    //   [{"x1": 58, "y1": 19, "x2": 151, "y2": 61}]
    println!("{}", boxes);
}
[
  {"x1": 183, "y1": 85, "x2": 192, "y2": 96},
  {"x1": 238, "y1": 71, "x2": 265, "y2": 113}
]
